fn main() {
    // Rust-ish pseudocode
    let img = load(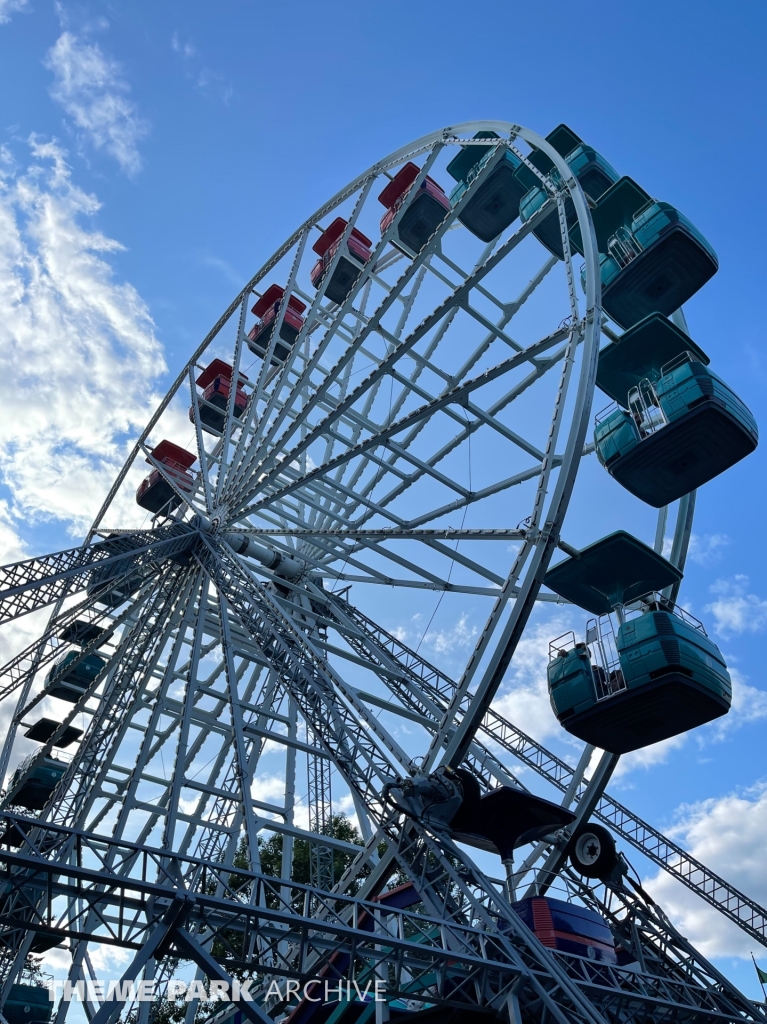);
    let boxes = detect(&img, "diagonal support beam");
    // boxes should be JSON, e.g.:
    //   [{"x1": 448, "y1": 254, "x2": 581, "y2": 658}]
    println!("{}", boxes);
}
[
  {"x1": 86, "y1": 893, "x2": 195, "y2": 1024},
  {"x1": 0, "y1": 526, "x2": 196, "y2": 625},
  {"x1": 173, "y1": 929, "x2": 273, "y2": 1024}
]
